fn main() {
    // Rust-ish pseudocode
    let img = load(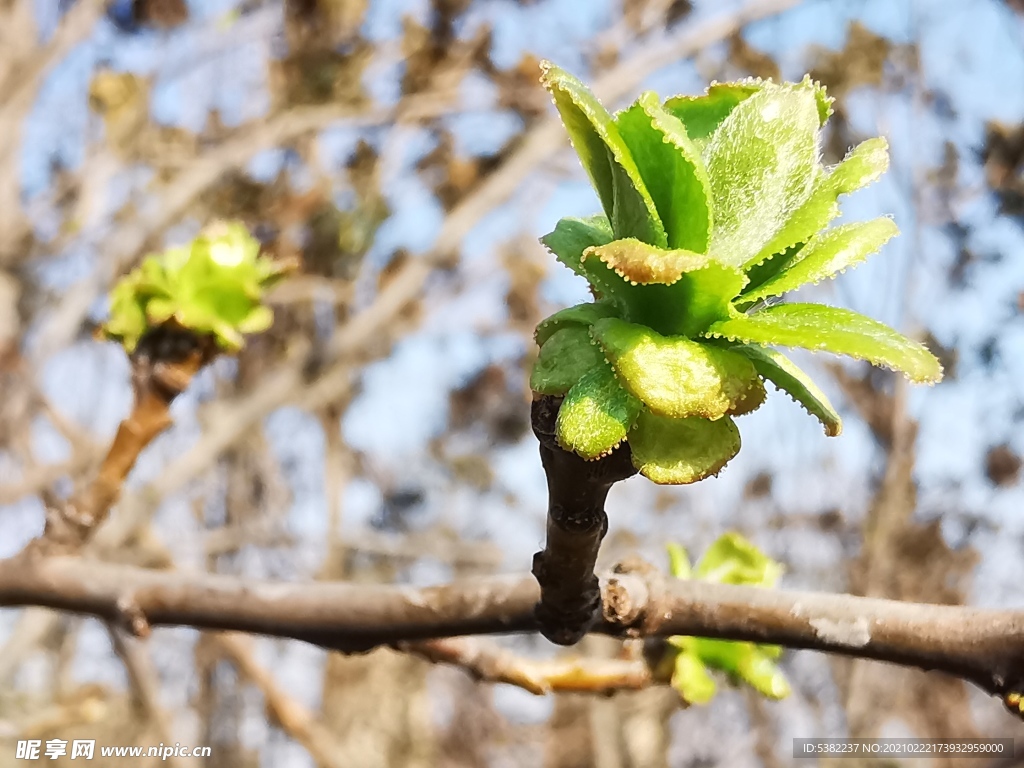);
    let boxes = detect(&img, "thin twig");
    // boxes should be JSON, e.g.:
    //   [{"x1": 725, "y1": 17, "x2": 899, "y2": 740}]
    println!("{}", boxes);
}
[
  {"x1": 401, "y1": 637, "x2": 651, "y2": 695},
  {"x1": 209, "y1": 633, "x2": 347, "y2": 768},
  {"x1": 106, "y1": 625, "x2": 187, "y2": 768},
  {"x1": 0, "y1": 0, "x2": 106, "y2": 260},
  {"x1": 0, "y1": 0, "x2": 106, "y2": 122},
  {"x1": 38, "y1": 329, "x2": 213, "y2": 550}
]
